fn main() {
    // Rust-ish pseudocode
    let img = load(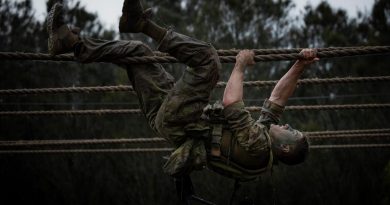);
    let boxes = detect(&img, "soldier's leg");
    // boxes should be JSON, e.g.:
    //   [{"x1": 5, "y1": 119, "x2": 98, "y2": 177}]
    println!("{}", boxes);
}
[
  {"x1": 154, "y1": 30, "x2": 221, "y2": 144},
  {"x1": 153, "y1": 31, "x2": 221, "y2": 177},
  {"x1": 47, "y1": 2, "x2": 174, "y2": 131},
  {"x1": 119, "y1": 0, "x2": 221, "y2": 177},
  {"x1": 118, "y1": 0, "x2": 221, "y2": 138},
  {"x1": 75, "y1": 38, "x2": 175, "y2": 131},
  {"x1": 120, "y1": 2, "x2": 221, "y2": 176}
]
